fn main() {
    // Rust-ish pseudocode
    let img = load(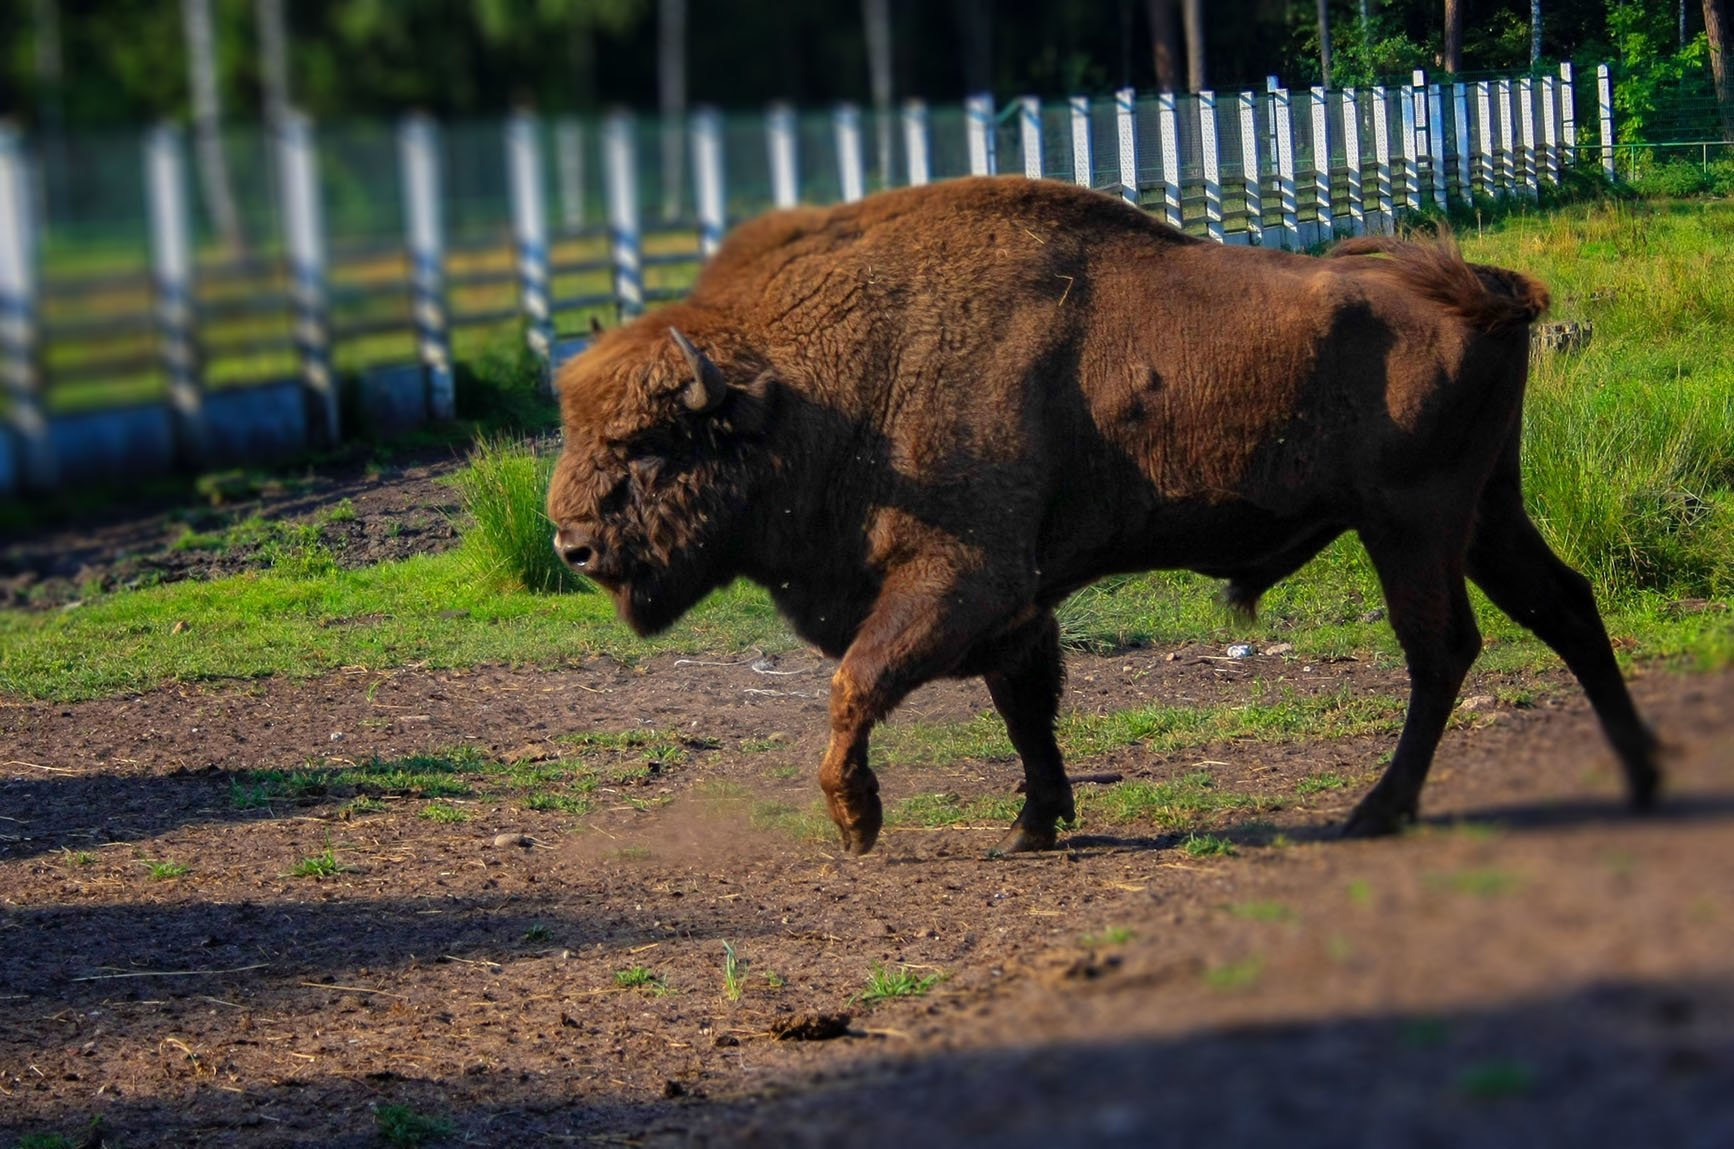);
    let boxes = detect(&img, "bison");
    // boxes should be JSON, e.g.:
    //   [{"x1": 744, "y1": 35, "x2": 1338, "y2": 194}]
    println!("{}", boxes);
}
[{"x1": 547, "y1": 175, "x2": 1659, "y2": 856}]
